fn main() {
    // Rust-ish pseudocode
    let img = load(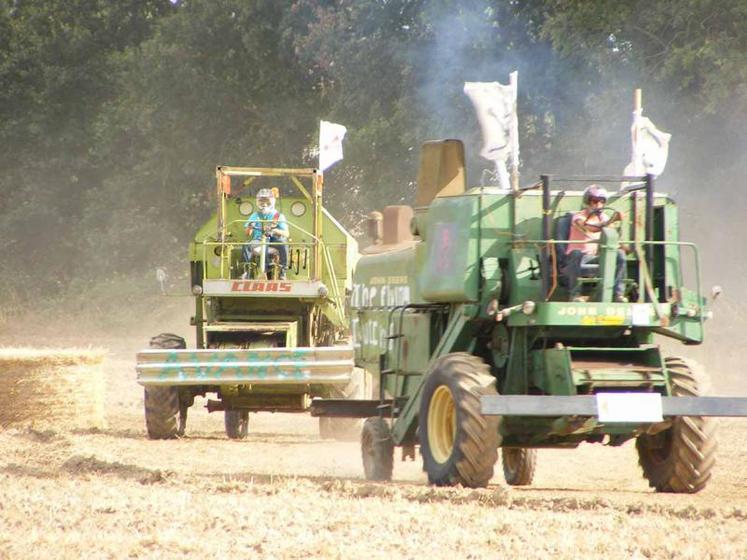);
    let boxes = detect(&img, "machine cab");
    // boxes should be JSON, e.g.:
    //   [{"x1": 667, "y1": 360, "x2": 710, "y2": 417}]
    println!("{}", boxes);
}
[{"x1": 189, "y1": 166, "x2": 356, "y2": 291}]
